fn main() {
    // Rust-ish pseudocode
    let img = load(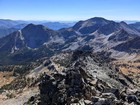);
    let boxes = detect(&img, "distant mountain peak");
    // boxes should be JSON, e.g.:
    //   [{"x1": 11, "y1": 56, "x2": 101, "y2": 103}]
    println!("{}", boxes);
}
[
  {"x1": 120, "y1": 21, "x2": 140, "y2": 36},
  {"x1": 21, "y1": 24, "x2": 53, "y2": 35},
  {"x1": 73, "y1": 17, "x2": 112, "y2": 34},
  {"x1": 120, "y1": 21, "x2": 127, "y2": 25},
  {"x1": 89, "y1": 17, "x2": 108, "y2": 21},
  {"x1": 23, "y1": 24, "x2": 45, "y2": 29}
]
